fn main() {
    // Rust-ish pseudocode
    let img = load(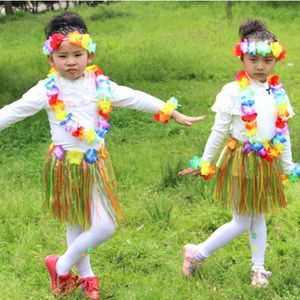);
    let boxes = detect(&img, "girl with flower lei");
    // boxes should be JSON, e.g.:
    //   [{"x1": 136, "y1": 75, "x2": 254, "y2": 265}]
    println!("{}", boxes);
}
[
  {"x1": 179, "y1": 19, "x2": 299, "y2": 287},
  {"x1": 0, "y1": 12, "x2": 205, "y2": 299}
]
